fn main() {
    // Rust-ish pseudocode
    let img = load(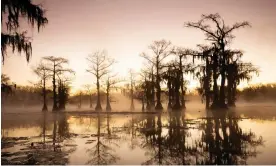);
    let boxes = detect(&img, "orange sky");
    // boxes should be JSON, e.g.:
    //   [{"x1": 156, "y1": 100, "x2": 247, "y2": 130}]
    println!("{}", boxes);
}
[{"x1": 2, "y1": 0, "x2": 276, "y2": 94}]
